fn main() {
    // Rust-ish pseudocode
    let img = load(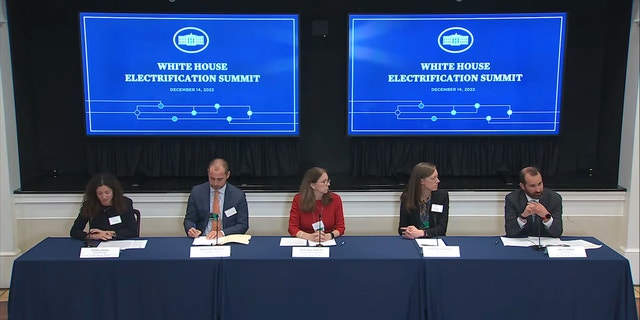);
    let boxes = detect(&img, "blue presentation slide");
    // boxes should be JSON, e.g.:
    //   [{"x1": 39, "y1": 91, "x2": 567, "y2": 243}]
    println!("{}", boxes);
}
[
  {"x1": 80, "y1": 13, "x2": 298, "y2": 136},
  {"x1": 348, "y1": 13, "x2": 566, "y2": 135}
]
